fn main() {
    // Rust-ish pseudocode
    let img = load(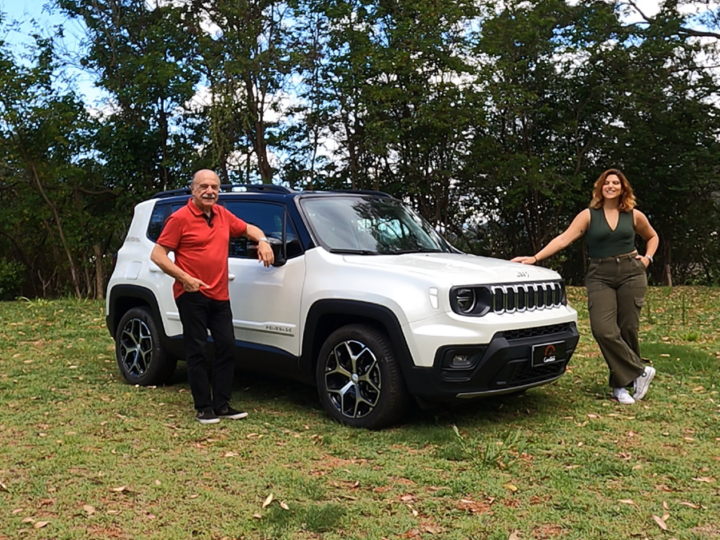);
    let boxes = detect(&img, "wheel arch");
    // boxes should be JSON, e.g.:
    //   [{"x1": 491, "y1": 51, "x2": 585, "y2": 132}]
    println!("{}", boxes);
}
[
  {"x1": 107, "y1": 285, "x2": 162, "y2": 336},
  {"x1": 300, "y1": 299, "x2": 415, "y2": 384}
]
